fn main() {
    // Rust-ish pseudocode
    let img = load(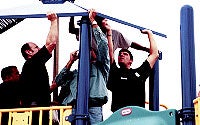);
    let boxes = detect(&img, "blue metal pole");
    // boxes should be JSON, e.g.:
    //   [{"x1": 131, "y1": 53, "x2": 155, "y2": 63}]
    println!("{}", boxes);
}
[
  {"x1": 180, "y1": 5, "x2": 196, "y2": 125},
  {"x1": 75, "y1": 16, "x2": 90, "y2": 125},
  {"x1": 149, "y1": 52, "x2": 162, "y2": 111},
  {"x1": 149, "y1": 60, "x2": 159, "y2": 111}
]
